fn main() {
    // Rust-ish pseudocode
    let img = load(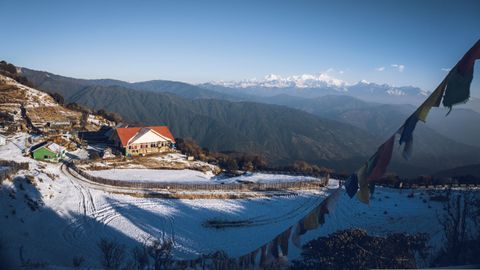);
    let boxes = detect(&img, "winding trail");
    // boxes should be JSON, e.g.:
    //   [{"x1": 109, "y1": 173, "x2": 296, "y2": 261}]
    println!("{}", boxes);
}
[
  {"x1": 57, "y1": 161, "x2": 333, "y2": 259},
  {"x1": 60, "y1": 163, "x2": 99, "y2": 254}
]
